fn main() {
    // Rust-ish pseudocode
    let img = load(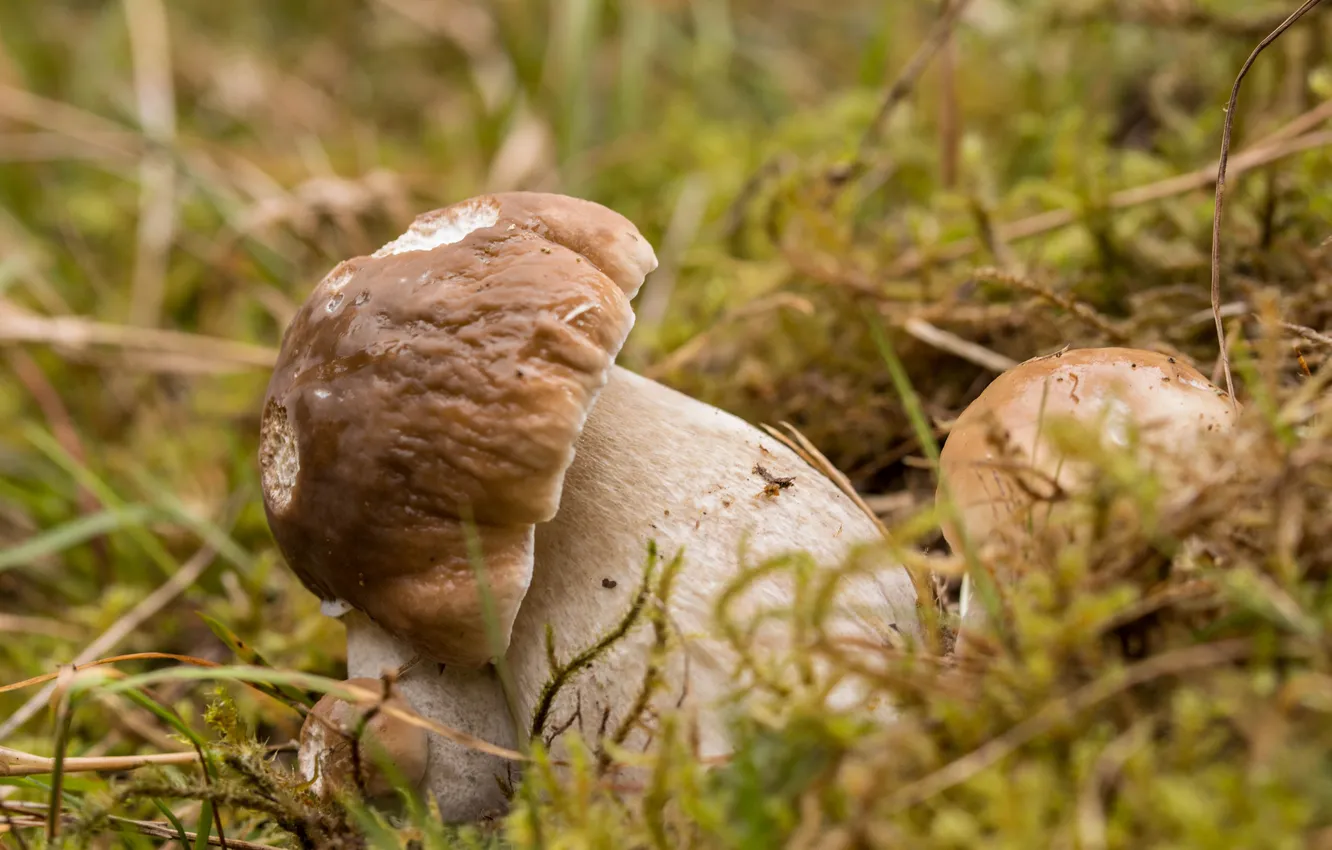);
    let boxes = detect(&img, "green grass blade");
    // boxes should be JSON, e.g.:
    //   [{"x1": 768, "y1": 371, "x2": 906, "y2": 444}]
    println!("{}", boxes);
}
[
  {"x1": 864, "y1": 308, "x2": 1009, "y2": 648},
  {"x1": 0, "y1": 505, "x2": 158, "y2": 573},
  {"x1": 153, "y1": 798, "x2": 190, "y2": 845},
  {"x1": 24, "y1": 424, "x2": 178, "y2": 579},
  {"x1": 126, "y1": 467, "x2": 256, "y2": 572},
  {"x1": 192, "y1": 799, "x2": 214, "y2": 850},
  {"x1": 120, "y1": 688, "x2": 209, "y2": 750},
  {"x1": 198, "y1": 613, "x2": 316, "y2": 709}
]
